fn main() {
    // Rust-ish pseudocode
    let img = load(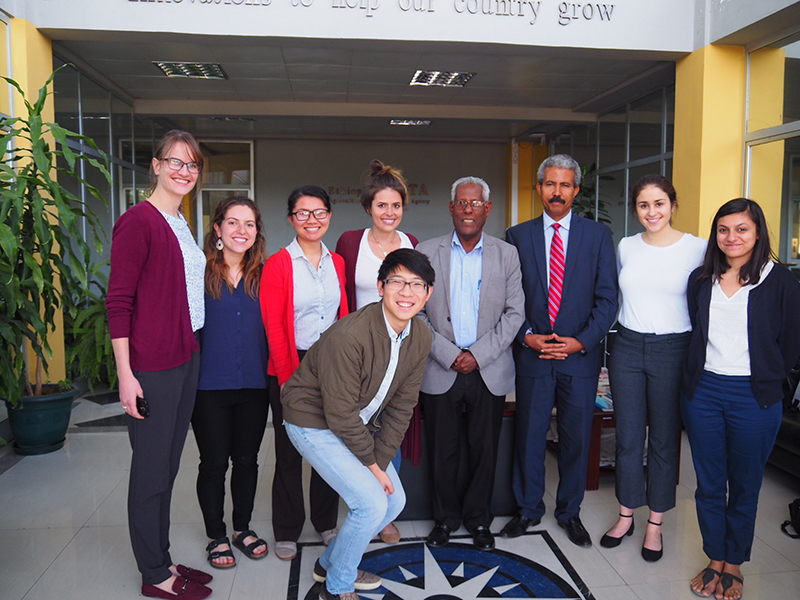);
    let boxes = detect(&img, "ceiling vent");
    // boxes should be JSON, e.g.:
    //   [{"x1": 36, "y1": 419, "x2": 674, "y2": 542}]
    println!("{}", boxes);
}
[
  {"x1": 409, "y1": 70, "x2": 475, "y2": 87},
  {"x1": 153, "y1": 62, "x2": 228, "y2": 80}
]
